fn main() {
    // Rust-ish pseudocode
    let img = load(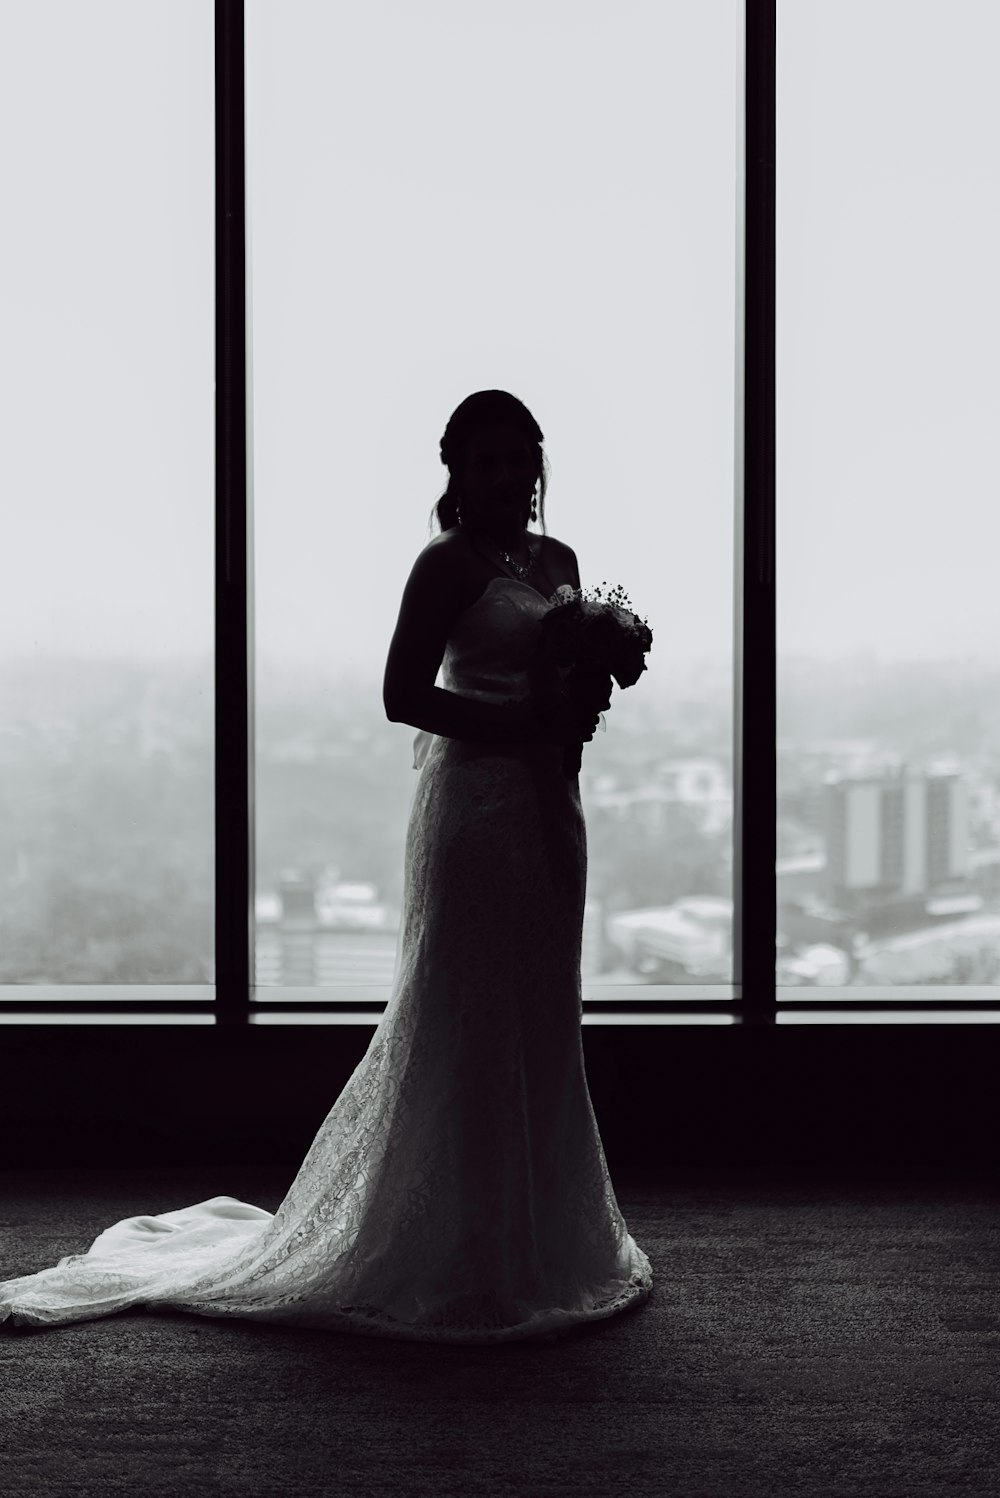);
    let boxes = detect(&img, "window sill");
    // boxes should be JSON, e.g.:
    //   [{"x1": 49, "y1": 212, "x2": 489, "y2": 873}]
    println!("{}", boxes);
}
[{"x1": 0, "y1": 984, "x2": 996, "y2": 1025}]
